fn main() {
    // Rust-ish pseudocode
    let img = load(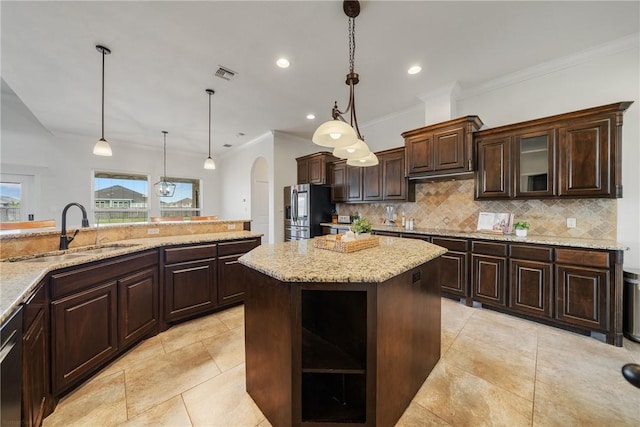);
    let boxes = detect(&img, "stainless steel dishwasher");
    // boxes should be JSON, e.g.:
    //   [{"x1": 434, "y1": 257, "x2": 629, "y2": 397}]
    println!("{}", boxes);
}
[{"x1": 1, "y1": 306, "x2": 23, "y2": 426}]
